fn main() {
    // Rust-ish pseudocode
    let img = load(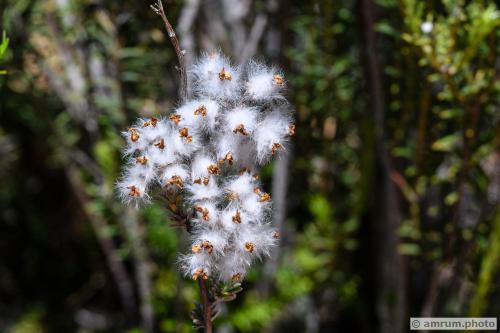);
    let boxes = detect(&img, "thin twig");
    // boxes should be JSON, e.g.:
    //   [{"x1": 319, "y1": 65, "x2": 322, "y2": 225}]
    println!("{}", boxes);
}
[
  {"x1": 198, "y1": 279, "x2": 213, "y2": 333},
  {"x1": 151, "y1": 0, "x2": 188, "y2": 101}
]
